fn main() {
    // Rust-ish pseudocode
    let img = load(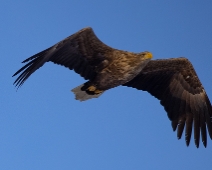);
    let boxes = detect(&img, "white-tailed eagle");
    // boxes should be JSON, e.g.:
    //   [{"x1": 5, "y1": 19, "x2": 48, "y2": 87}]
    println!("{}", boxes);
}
[{"x1": 13, "y1": 27, "x2": 212, "y2": 148}]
